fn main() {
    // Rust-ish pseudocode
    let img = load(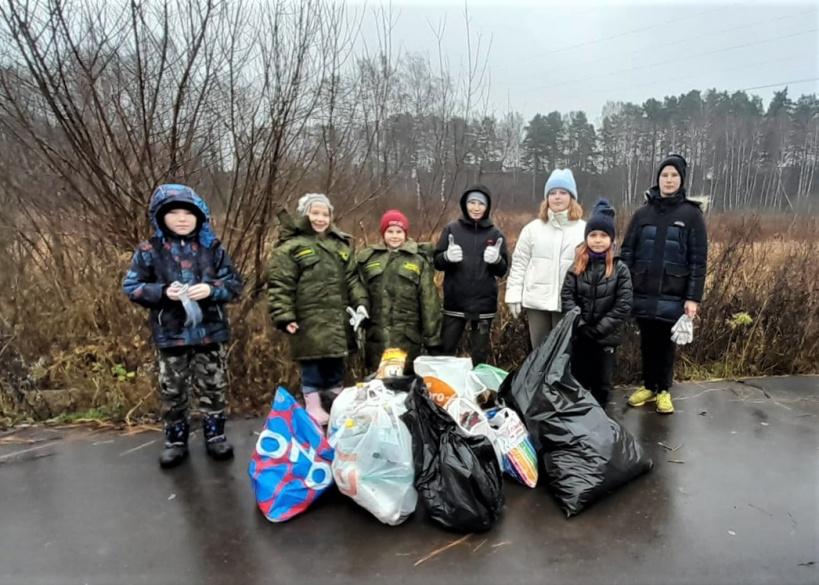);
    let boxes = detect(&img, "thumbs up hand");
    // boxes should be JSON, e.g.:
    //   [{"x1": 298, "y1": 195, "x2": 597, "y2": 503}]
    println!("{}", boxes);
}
[
  {"x1": 483, "y1": 237, "x2": 503, "y2": 264},
  {"x1": 444, "y1": 234, "x2": 463, "y2": 263}
]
